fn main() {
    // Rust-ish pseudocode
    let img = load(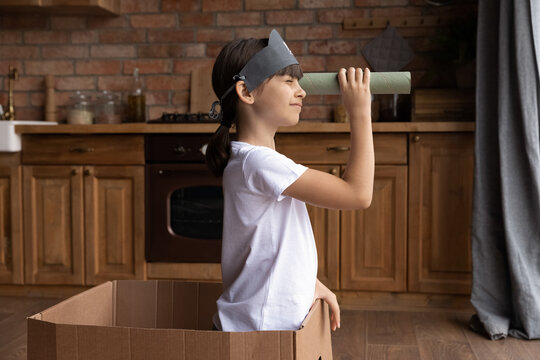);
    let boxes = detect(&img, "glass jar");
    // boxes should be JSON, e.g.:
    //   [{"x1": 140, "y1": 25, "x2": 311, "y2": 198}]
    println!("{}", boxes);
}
[
  {"x1": 95, "y1": 90, "x2": 122, "y2": 124},
  {"x1": 67, "y1": 91, "x2": 94, "y2": 125},
  {"x1": 376, "y1": 94, "x2": 411, "y2": 122}
]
